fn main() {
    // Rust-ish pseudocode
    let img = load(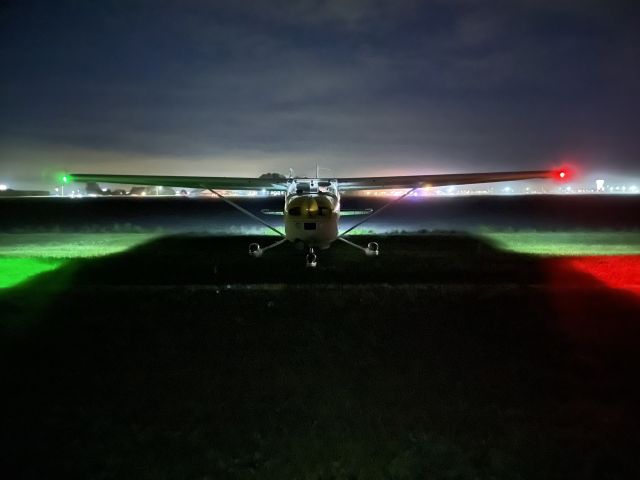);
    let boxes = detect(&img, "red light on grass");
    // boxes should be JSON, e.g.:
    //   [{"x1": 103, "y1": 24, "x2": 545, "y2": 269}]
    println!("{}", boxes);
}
[
  {"x1": 547, "y1": 256, "x2": 640, "y2": 297},
  {"x1": 559, "y1": 171, "x2": 566, "y2": 179}
]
